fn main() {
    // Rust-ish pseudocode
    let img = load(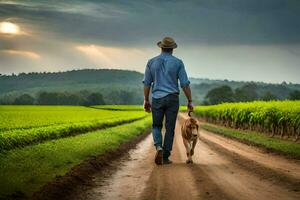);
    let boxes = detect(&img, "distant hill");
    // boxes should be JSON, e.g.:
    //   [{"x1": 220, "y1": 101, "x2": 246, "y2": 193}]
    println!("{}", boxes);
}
[
  {"x1": 0, "y1": 69, "x2": 143, "y2": 94},
  {"x1": 0, "y1": 69, "x2": 299, "y2": 104}
]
